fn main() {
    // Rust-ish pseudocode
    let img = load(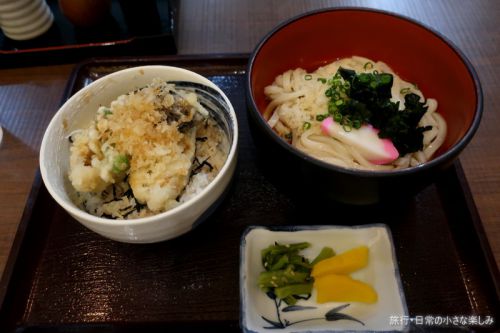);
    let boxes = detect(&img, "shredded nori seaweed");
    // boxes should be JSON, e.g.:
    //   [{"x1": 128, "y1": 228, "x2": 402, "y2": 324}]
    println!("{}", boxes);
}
[
  {"x1": 191, "y1": 157, "x2": 213, "y2": 176},
  {"x1": 177, "y1": 121, "x2": 194, "y2": 133},
  {"x1": 331, "y1": 67, "x2": 432, "y2": 155}
]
